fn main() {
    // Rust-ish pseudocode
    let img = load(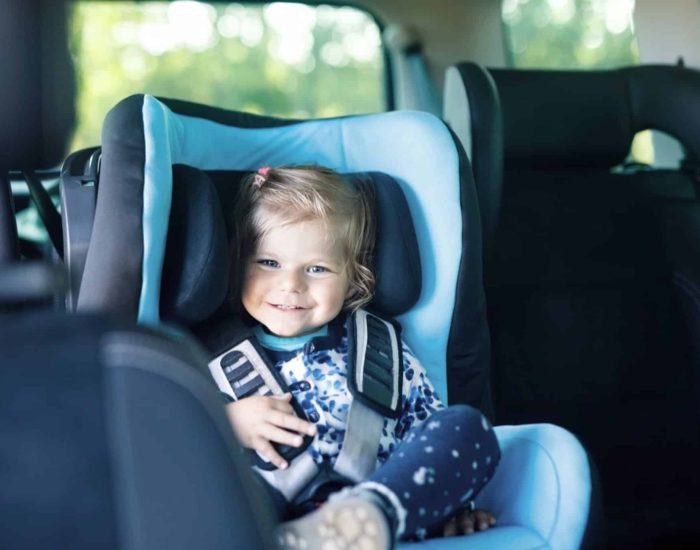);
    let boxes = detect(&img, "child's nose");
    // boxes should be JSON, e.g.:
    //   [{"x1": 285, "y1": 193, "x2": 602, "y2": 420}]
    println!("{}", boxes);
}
[{"x1": 278, "y1": 270, "x2": 306, "y2": 292}]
